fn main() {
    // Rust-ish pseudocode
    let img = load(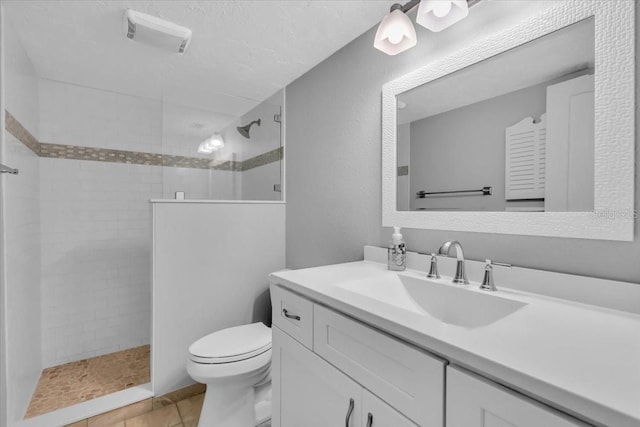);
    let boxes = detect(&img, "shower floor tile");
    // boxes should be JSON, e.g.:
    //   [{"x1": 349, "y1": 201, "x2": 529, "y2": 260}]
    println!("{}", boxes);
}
[{"x1": 25, "y1": 345, "x2": 150, "y2": 418}]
